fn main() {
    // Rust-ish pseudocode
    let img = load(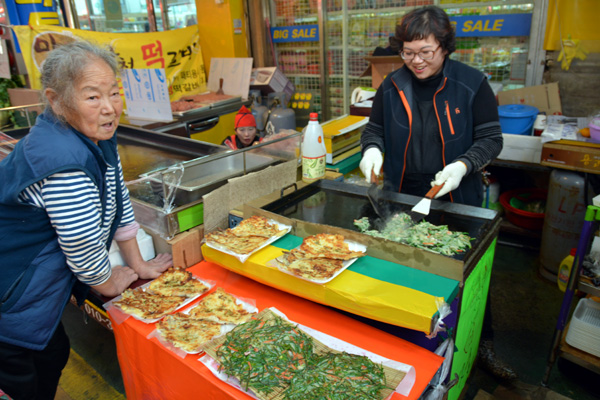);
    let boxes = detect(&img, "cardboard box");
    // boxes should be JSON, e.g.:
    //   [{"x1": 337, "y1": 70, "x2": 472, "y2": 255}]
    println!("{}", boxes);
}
[
  {"x1": 142, "y1": 224, "x2": 204, "y2": 269},
  {"x1": 360, "y1": 56, "x2": 404, "y2": 89},
  {"x1": 497, "y1": 133, "x2": 543, "y2": 163},
  {"x1": 249, "y1": 67, "x2": 295, "y2": 97},
  {"x1": 497, "y1": 82, "x2": 562, "y2": 115},
  {"x1": 7, "y1": 88, "x2": 44, "y2": 116},
  {"x1": 541, "y1": 142, "x2": 600, "y2": 173}
]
